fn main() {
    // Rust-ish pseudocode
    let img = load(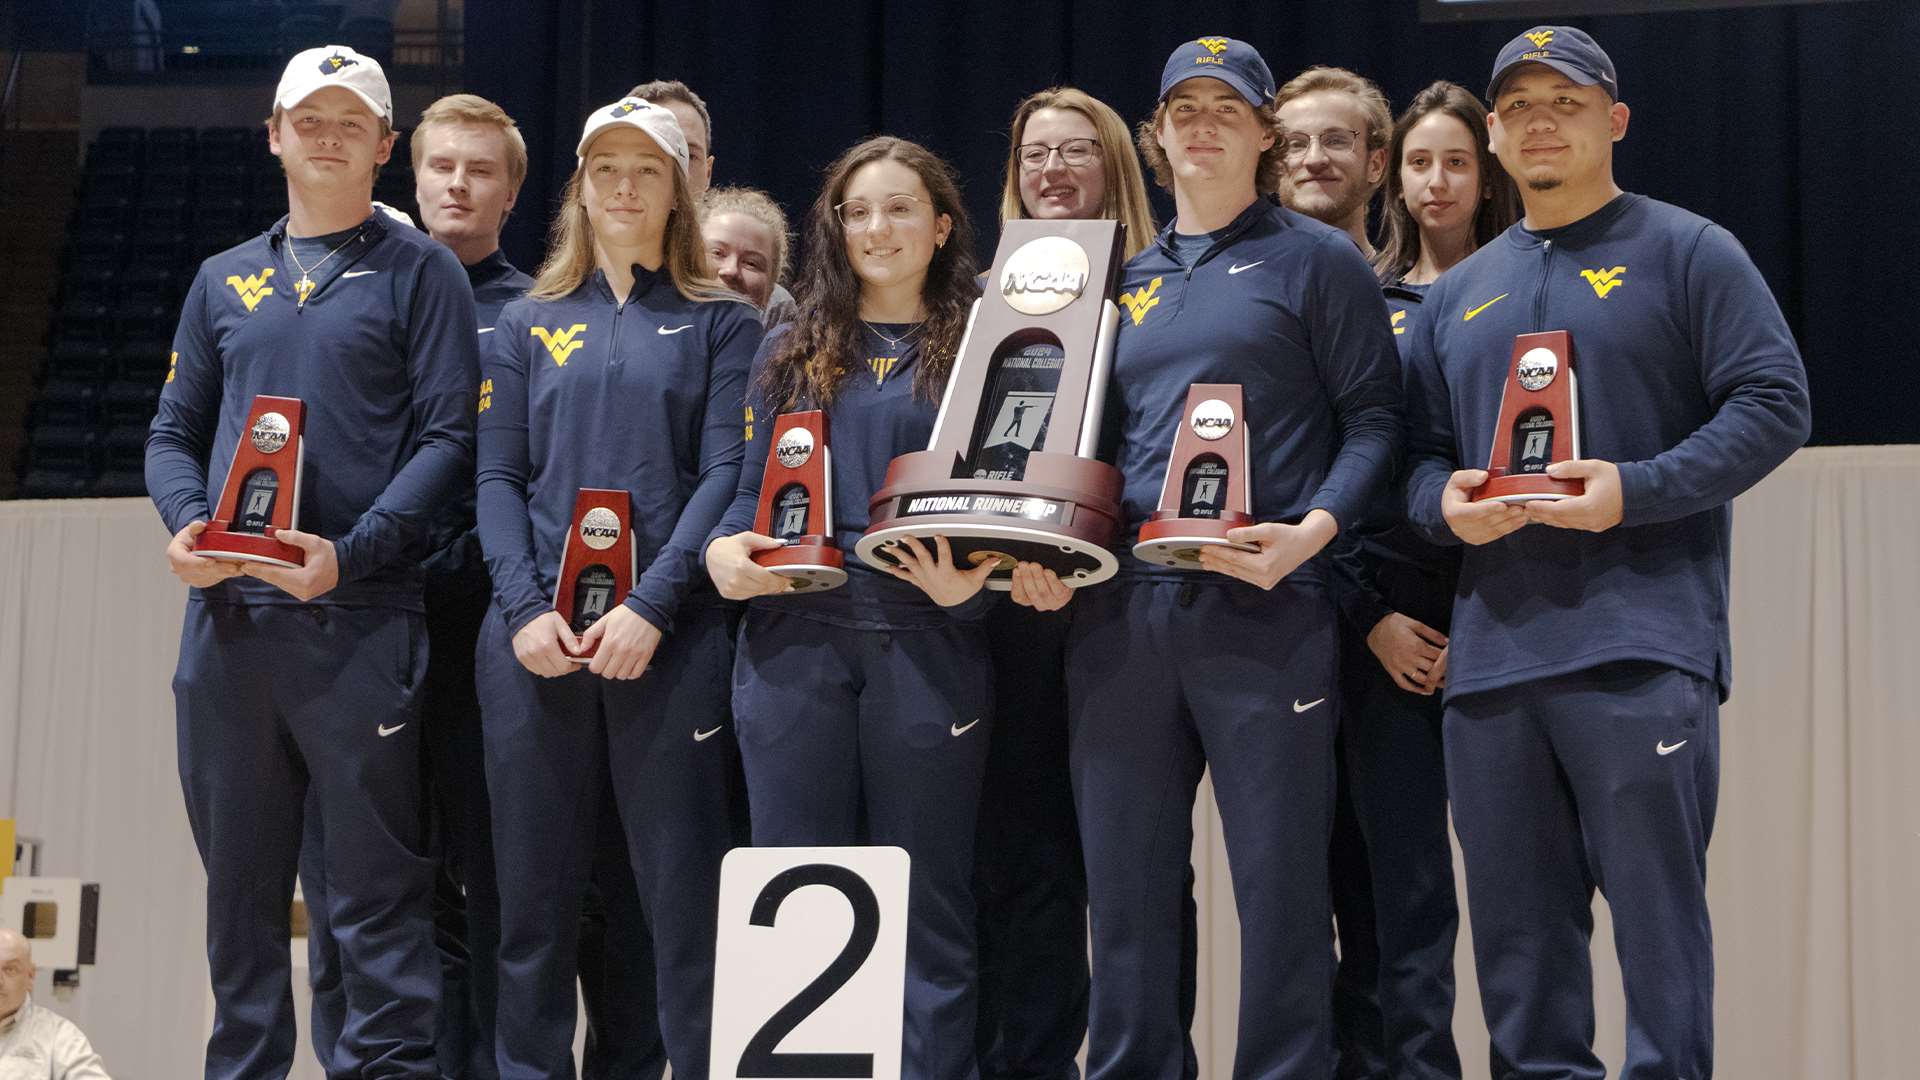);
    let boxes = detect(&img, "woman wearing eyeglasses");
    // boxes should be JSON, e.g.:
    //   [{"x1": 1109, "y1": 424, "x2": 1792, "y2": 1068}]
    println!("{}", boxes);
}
[
  {"x1": 972, "y1": 86, "x2": 1156, "y2": 1080},
  {"x1": 704, "y1": 136, "x2": 991, "y2": 1079}
]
